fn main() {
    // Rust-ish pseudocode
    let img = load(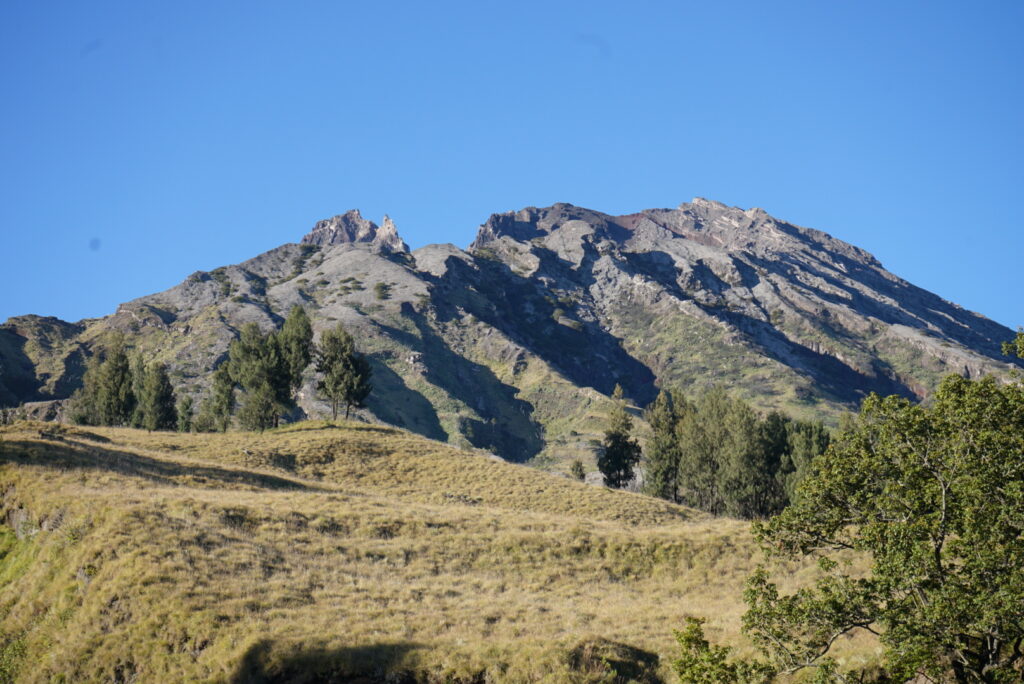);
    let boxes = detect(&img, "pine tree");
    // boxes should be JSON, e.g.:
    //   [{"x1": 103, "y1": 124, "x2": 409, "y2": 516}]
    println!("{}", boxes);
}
[
  {"x1": 676, "y1": 388, "x2": 730, "y2": 514},
  {"x1": 228, "y1": 323, "x2": 290, "y2": 429},
  {"x1": 67, "y1": 354, "x2": 102, "y2": 426},
  {"x1": 316, "y1": 323, "x2": 372, "y2": 420},
  {"x1": 642, "y1": 389, "x2": 684, "y2": 501},
  {"x1": 716, "y1": 396, "x2": 781, "y2": 518},
  {"x1": 139, "y1": 362, "x2": 177, "y2": 432},
  {"x1": 209, "y1": 363, "x2": 235, "y2": 432},
  {"x1": 597, "y1": 385, "x2": 641, "y2": 489},
  {"x1": 177, "y1": 395, "x2": 194, "y2": 433},
  {"x1": 236, "y1": 379, "x2": 277, "y2": 432},
  {"x1": 279, "y1": 305, "x2": 313, "y2": 400},
  {"x1": 128, "y1": 352, "x2": 146, "y2": 428},
  {"x1": 775, "y1": 418, "x2": 830, "y2": 501},
  {"x1": 96, "y1": 335, "x2": 135, "y2": 426}
]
